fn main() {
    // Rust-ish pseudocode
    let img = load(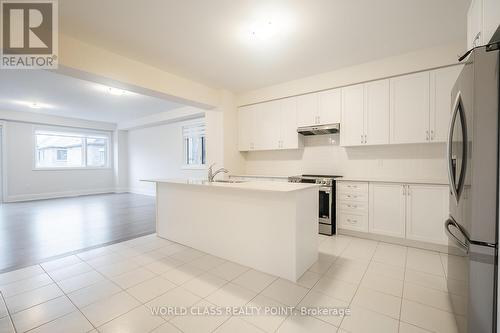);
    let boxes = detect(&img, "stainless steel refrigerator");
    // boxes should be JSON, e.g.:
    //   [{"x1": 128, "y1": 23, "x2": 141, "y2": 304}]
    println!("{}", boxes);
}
[{"x1": 444, "y1": 38, "x2": 499, "y2": 332}]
